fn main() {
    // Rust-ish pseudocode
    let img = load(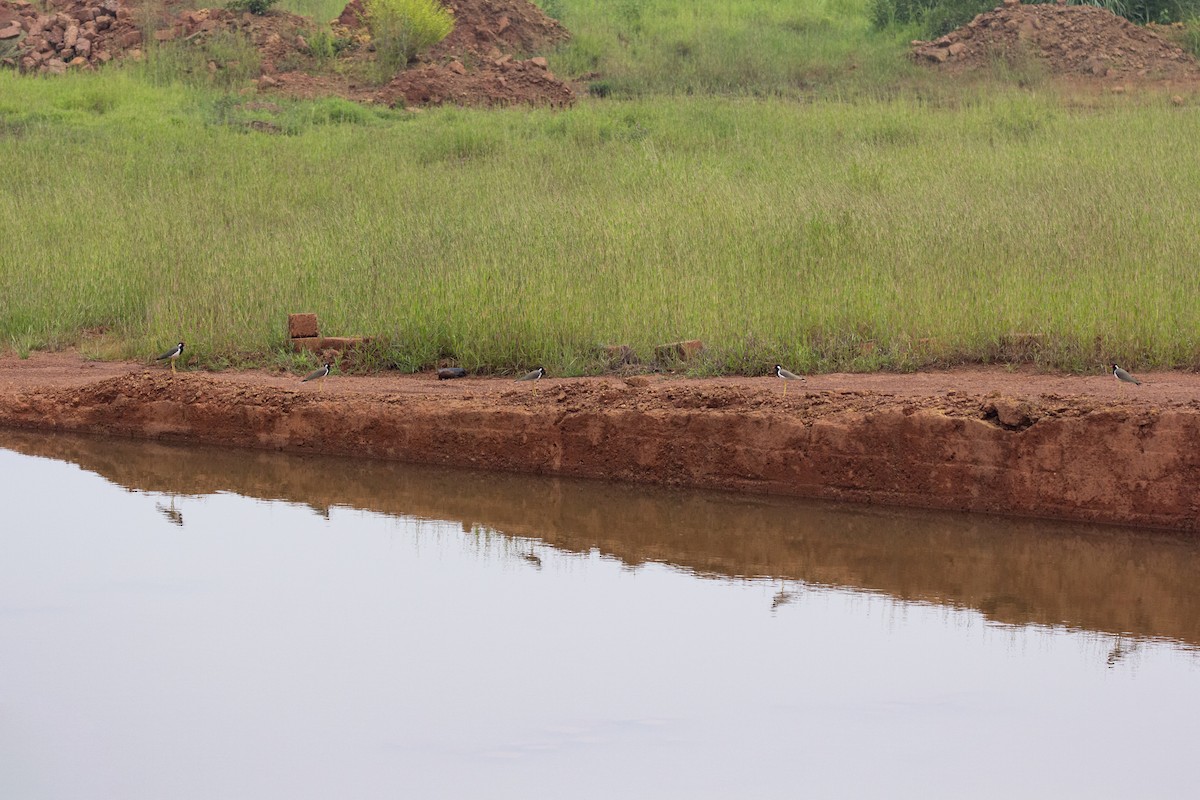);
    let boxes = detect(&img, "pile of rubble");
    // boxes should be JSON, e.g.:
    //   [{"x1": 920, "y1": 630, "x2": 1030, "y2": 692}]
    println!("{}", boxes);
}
[
  {"x1": 0, "y1": 0, "x2": 142, "y2": 73},
  {"x1": 912, "y1": 0, "x2": 1200, "y2": 83}
]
